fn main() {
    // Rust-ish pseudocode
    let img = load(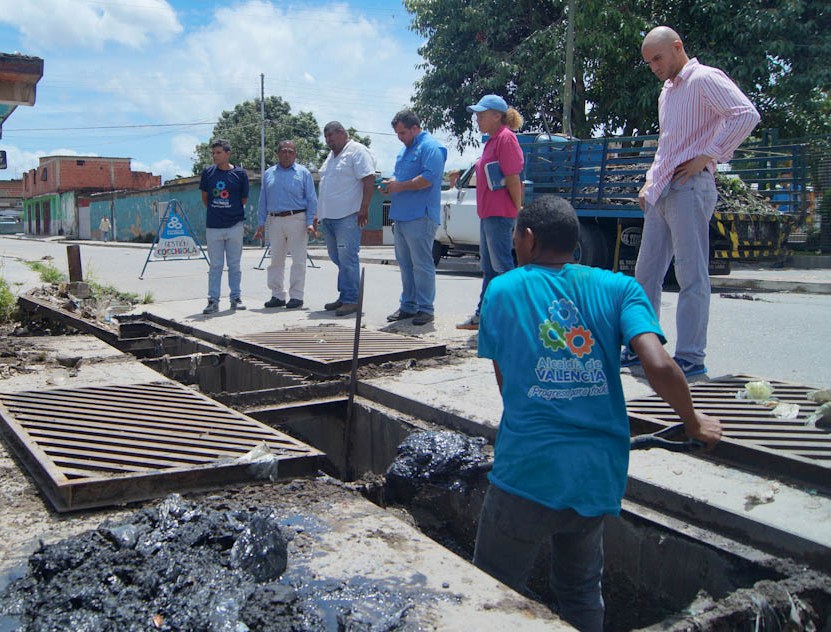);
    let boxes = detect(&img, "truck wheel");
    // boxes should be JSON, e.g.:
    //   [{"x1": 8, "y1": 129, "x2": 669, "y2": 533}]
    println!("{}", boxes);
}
[
  {"x1": 575, "y1": 223, "x2": 611, "y2": 269},
  {"x1": 432, "y1": 240, "x2": 448, "y2": 267}
]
